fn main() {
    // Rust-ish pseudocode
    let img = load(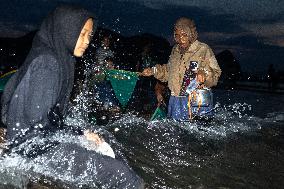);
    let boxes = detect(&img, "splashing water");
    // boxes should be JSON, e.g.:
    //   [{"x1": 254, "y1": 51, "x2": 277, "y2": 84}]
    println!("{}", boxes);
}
[{"x1": 1, "y1": 85, "x2": 284, "y2": 189}]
